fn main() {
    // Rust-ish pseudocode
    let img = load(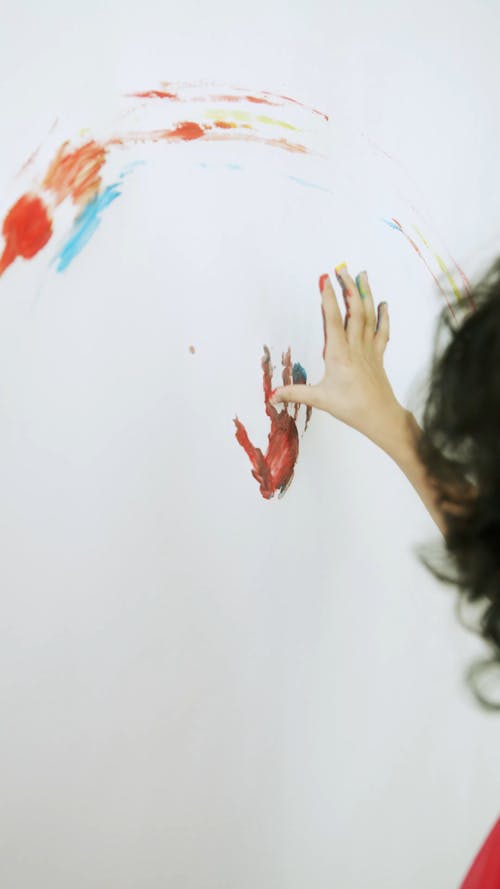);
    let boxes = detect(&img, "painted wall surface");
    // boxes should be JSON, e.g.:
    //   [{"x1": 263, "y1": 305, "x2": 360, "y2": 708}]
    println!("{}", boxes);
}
[{"x1": 1, "y1": 2, "x2": 500, "y2": 887}]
